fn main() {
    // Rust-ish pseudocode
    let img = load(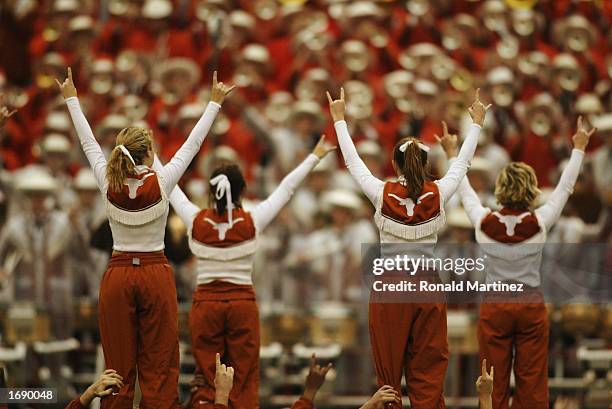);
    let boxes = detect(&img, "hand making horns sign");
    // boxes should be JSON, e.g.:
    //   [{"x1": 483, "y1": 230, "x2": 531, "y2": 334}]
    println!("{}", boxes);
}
[
  {"x1": 468, "y1": 88, "x2": 492, "y2": 126},
  {"x1": 55, "y1": 67, "x2": 78, "y2": 99},
  {"x1": 327, "y1": 87, "x2": 346, "y2": 123}
]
